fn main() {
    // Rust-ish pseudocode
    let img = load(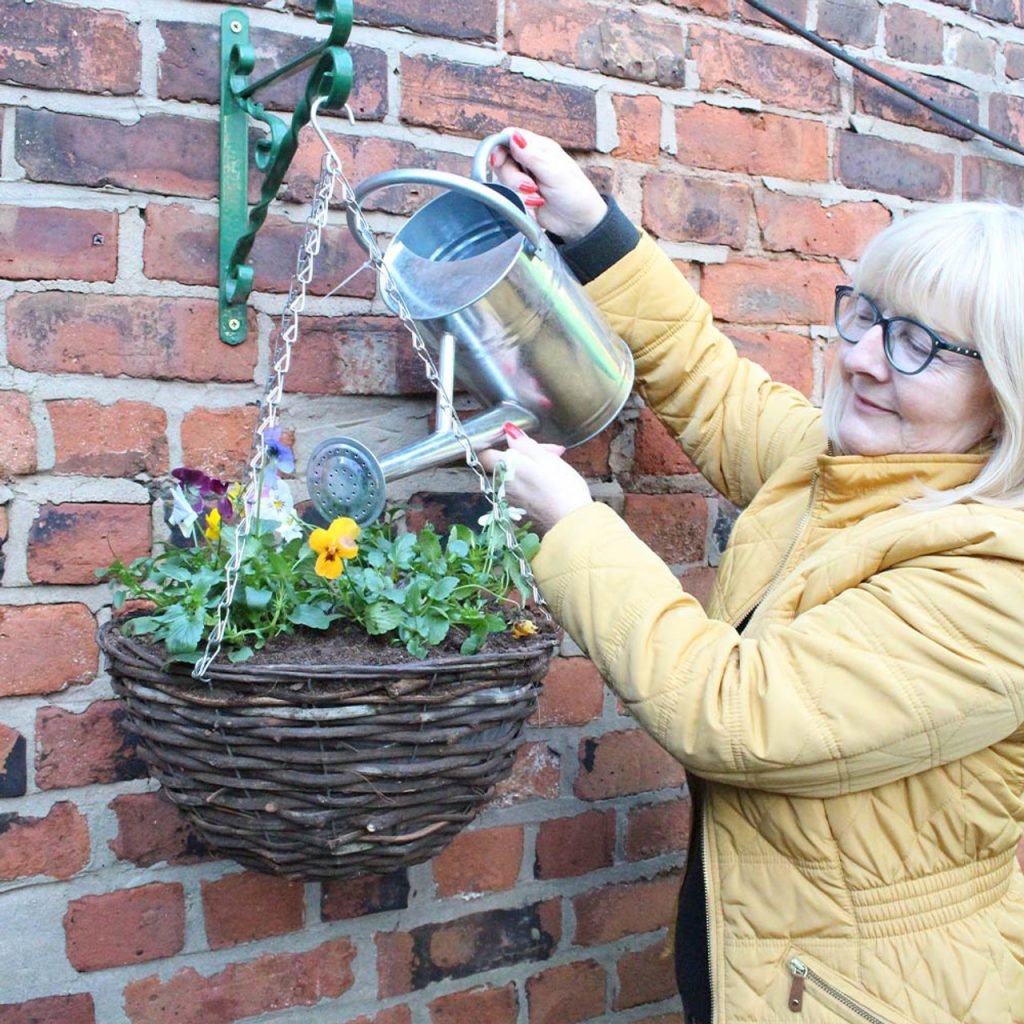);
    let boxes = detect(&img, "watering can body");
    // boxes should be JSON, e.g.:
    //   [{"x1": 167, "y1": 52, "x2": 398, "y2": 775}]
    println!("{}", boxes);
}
[{"x1": 307, "y1": 131, "x2": 634, "y2": 525}]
